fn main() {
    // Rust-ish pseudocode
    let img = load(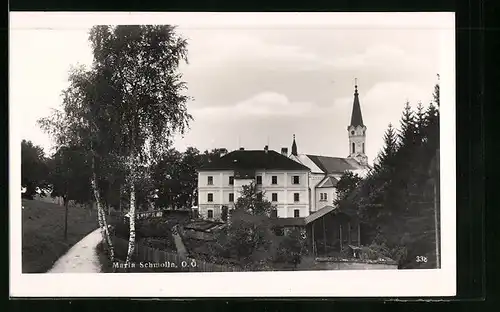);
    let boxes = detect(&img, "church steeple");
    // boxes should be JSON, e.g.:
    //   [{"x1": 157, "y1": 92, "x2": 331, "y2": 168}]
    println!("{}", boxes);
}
[
  {"x1": 350, "y1": 80, "x2": 364, "y2": 127},
  {"x1": 291, "y1": 134, "x2": 298, "y2": 156},
  {"x1": 347, "y1": 80, "x2": 368, "y2": 166}
]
